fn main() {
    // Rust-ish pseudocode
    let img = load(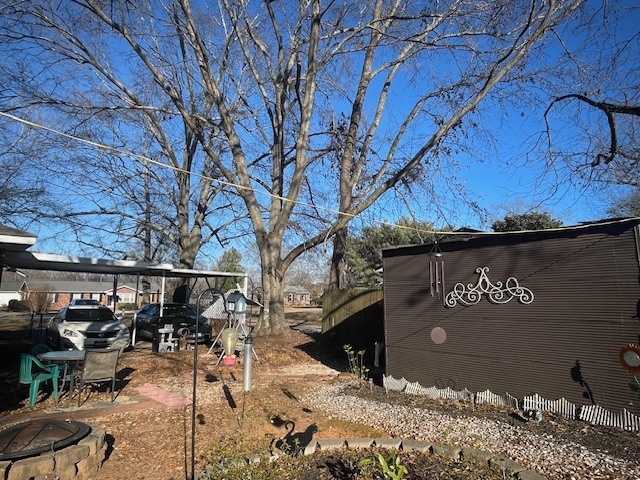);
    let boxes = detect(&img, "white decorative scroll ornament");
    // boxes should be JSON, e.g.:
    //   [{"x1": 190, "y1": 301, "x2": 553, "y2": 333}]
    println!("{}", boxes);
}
[{"x1": 444, "y1": 266, "x2": 534, "y2": 307}]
